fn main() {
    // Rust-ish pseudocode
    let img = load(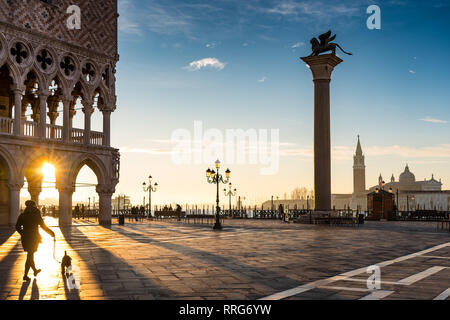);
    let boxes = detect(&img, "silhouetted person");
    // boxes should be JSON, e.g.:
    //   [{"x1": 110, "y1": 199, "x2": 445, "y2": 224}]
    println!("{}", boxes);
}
[
  {"x1": 132, "y1": 206, "x2": 138, "y2": 222},
  {"x1": 16, "y1": 200, "x2": 55, "y2": 282},
  {"x1": 81, "y1": 204, "x2": 85, "y2": 219},
  {"x1": 74, "y1": 204, "x2": 80, "y2": 219}
]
